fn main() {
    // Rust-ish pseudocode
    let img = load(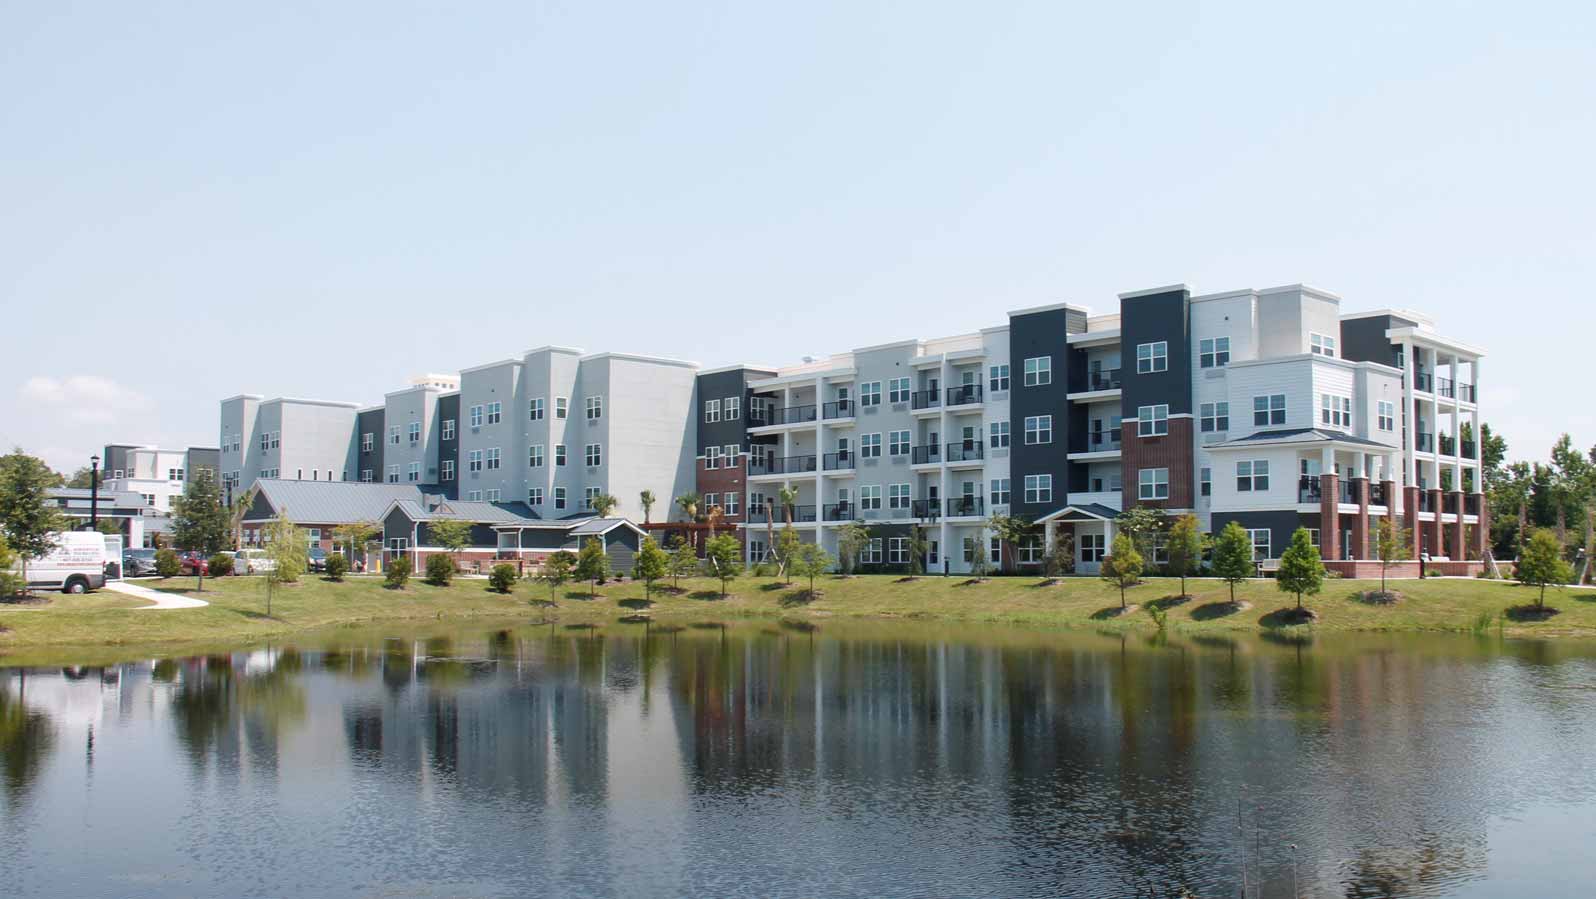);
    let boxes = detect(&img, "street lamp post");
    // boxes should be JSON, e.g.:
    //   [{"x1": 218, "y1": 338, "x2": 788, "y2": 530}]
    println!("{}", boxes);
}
[{"x1": 89, "y1": 454, "x2": 100, "y2": 531}]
